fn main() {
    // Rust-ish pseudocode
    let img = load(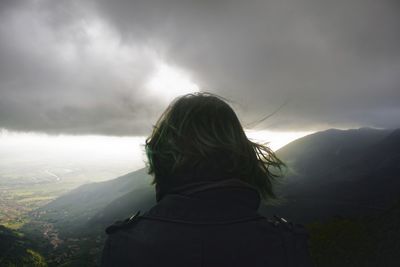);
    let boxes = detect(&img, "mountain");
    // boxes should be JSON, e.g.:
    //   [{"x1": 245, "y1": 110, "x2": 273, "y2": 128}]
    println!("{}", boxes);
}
[
  {"x1": 37, "y1": 127, "x2": 400, "y2": 231},
  {"x1": 88, "y1": 185, "x2": 154, "y2": 229},
  {"x1": 23, "y1": 127, "x2": 400, "y2": 266},
  {"x1": 0, "y1": 225, "x2": 47, "y2": 266},
  {"x1": 367, "y1": 199, "x2": 400, "y2": 266},
  {"x1": 21, "y1": 168, "x2": 156, "y2": 266},
  {"x1": 306, "y1": 198, "x2": 400, "y2": 267},
  {"x1": 261, "y1": 127, "x2": 400, "y2": 223},
  {"x1": 35, "y1": 168, "x2": 155, "y2": 235},
  {"x1": 276, "y1": 127, "x2": 391, "y2": 180}
]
